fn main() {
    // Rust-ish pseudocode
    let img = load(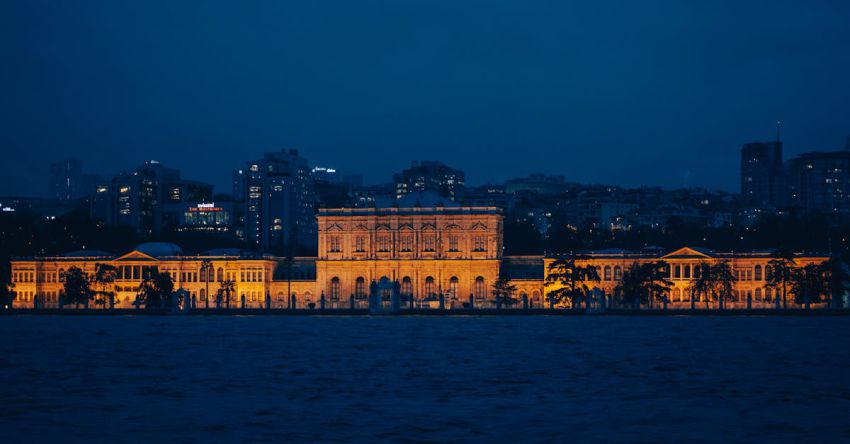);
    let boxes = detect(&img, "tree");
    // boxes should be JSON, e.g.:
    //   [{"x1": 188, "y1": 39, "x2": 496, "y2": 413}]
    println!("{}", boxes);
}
[
  {"x1": 824, "y1": 257, "x2": 849, "y2": 309},
  {"x1": 135, "y1": 268, "x2": 175, "y2": 310},
  {"x1": 687, "y1": 262, "x2": 713, "y2": 310},
  {"x1": 491, "y1": 277, "x2": 518, "y2": 309},
  {"x1": 642, "y1": 261, "x2": 673, "y2": 310},
  {"x1": 614, "y1": 263, "x2": 646, "y2": 310},
  {"x1": 217, "y1": 279, "x2": 236, "y2": 309},
  {"x1": 614, "y1": 261, "x2": 673, "y2": 310},
  {"x1": 200, "y1": 259, "x2": 213, "y2": 310},
  {"x1": 0, "y1": 280, "x2": 15, "y2": 309},
  {"x1": 62, "y1": 266, "x2": 93, "y2": 308},
  {"x1": 710, "y1": 261, "x2": 737, "y2": 310},
  {"x1": 93, "y1": 263, "x2": 117, "y2": 309},
  {"x1": 766, "y1": 249, "x2": 795, "y2": 309},
  {"x1": 544, "y1": 256, "x2": 601, "y2": 309},
  {"x1": 790, "y1": 263, "x2": 828, "y2": 309}
]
